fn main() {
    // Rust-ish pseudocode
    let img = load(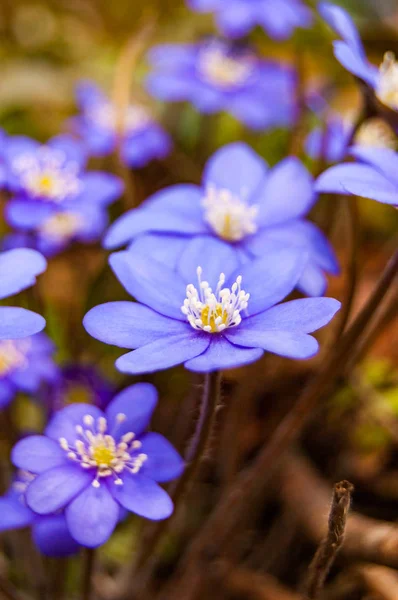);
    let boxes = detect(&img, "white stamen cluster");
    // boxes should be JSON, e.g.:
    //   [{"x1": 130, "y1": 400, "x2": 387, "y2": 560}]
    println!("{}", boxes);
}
[
  {"x1": 59, "y1": 414, "x2": 147, "y2": 488},
  {"x1": 0, "y1": 340, "x2": 29, "y2": 377},
  {"x1": 39, "y1": 212, "x2": 83, "y2": 241},
  {"x1": 355, "y1": 117, "x2": 396, "y2": 150},
  {"x1": 181, "y1": 266, "x2": 249, "y2": 333},
  {"x1": 88, "y1": 102, "x2": 152, "y2": 134},
  {"x1": 198, "y1": 43, "x2": 254, "y2": 88},
  {"x1": 376, "y1": 52, "x2": 398, "y2": 111},
  {"x1": 202, "y1": 185, "x2": 258, "y2": 242},
  {"x1": 12, "y1": 147, "x2": 81, "y2": 202}
]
